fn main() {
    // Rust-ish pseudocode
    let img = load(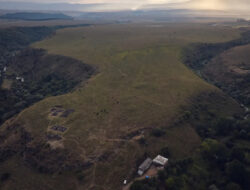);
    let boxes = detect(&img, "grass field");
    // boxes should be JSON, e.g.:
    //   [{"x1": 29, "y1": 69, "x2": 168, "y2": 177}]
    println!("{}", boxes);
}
[{"x1": 0, "y1": 23, "x2": 243, "y2": 190}]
